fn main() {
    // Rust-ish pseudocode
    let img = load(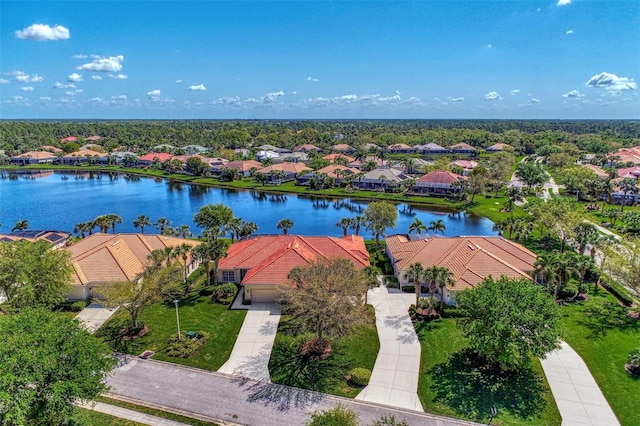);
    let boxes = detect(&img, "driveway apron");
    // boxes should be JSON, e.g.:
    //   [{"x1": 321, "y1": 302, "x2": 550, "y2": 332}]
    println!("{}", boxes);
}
[
  {"x1": 218, "y1": 302, "x2": 281, "y2": 382},
  {"x1": 356, "y1": 287, "x2": 424, "y2": 412}
]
